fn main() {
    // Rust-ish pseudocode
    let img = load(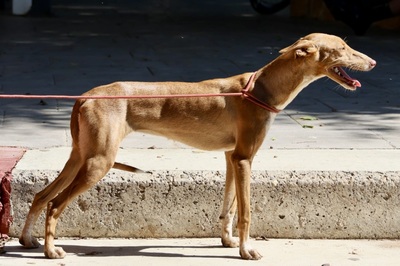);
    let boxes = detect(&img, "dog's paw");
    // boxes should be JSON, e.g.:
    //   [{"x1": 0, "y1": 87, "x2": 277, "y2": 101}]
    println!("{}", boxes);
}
[
  {"x1": 221, "y1": 237, "x2": 239, "y2": 248},
  {"x1": 19, "y1": 236, "x2": 40, "y2": 249},
  {"x1": 45, "y1": 246, "x2": 66, "y2": 259},
  {"x1": 239, "y1": 246, "x2": 262, "y2": 260}
]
